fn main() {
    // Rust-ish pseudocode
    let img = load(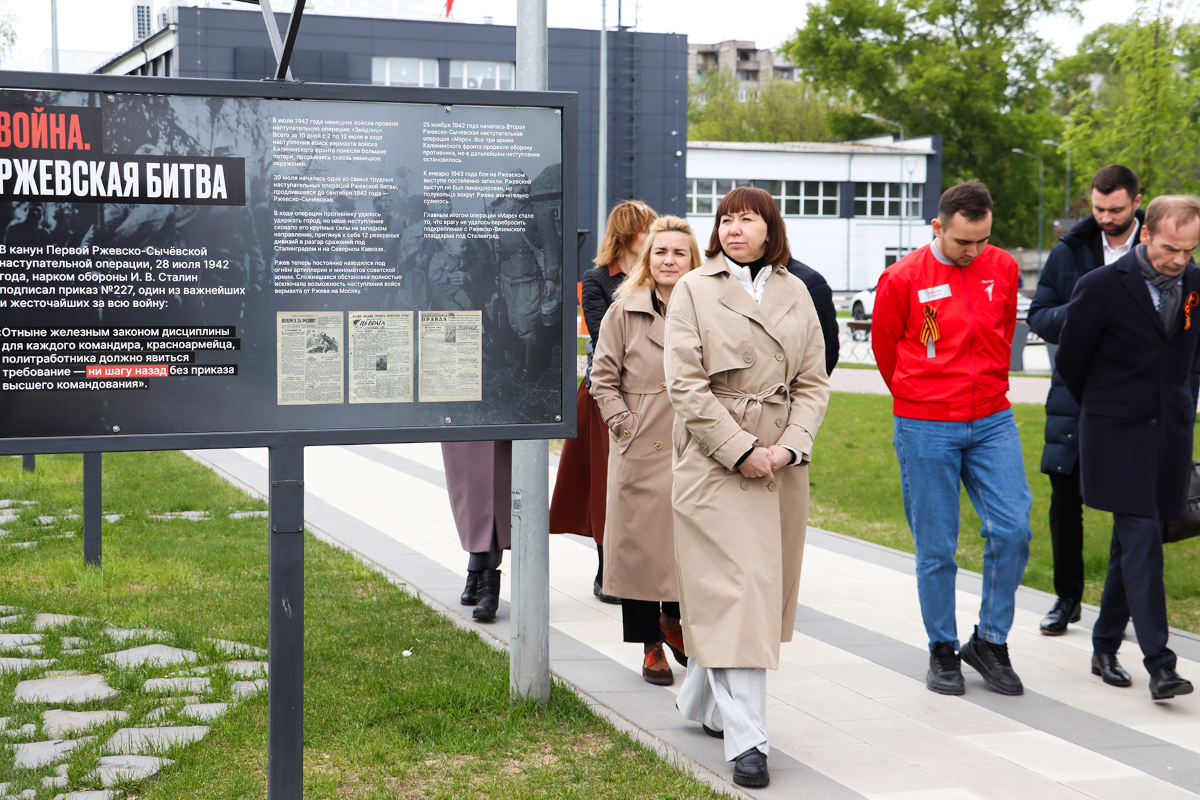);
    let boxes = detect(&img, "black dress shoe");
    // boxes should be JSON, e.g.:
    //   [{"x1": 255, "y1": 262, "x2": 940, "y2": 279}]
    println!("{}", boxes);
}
[
  {"x1": 1040, "y1": 596, "x2": 1082, "y2": 635},
  {"x1": 961, "y1": 626, "x2": 1024, "y2": 695},
  {"x1": 593, "y1": 545, "x2": 621, "y2": 604},
  {"x1": 732, "y1": 747, "x2": 769, "y2": 788},
  {"x1": 1150, "y1": 666, "x2": 1194, "y2": 700},
  {"x1": 460, "y1": 570, "x2": 481, "y2": 606},
  {"x1": 927, "y1": 641, "x2": 965, "y2": 695},
  {"x1": 702, "y1": 723, "x2": 724, "y2": 739},
  {"x1": 1092, "y1": 653, "x2": 1132, "y2": 687},
  {"x1": 472, "y1": 569, "x2": 501, "y2": 622}
]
